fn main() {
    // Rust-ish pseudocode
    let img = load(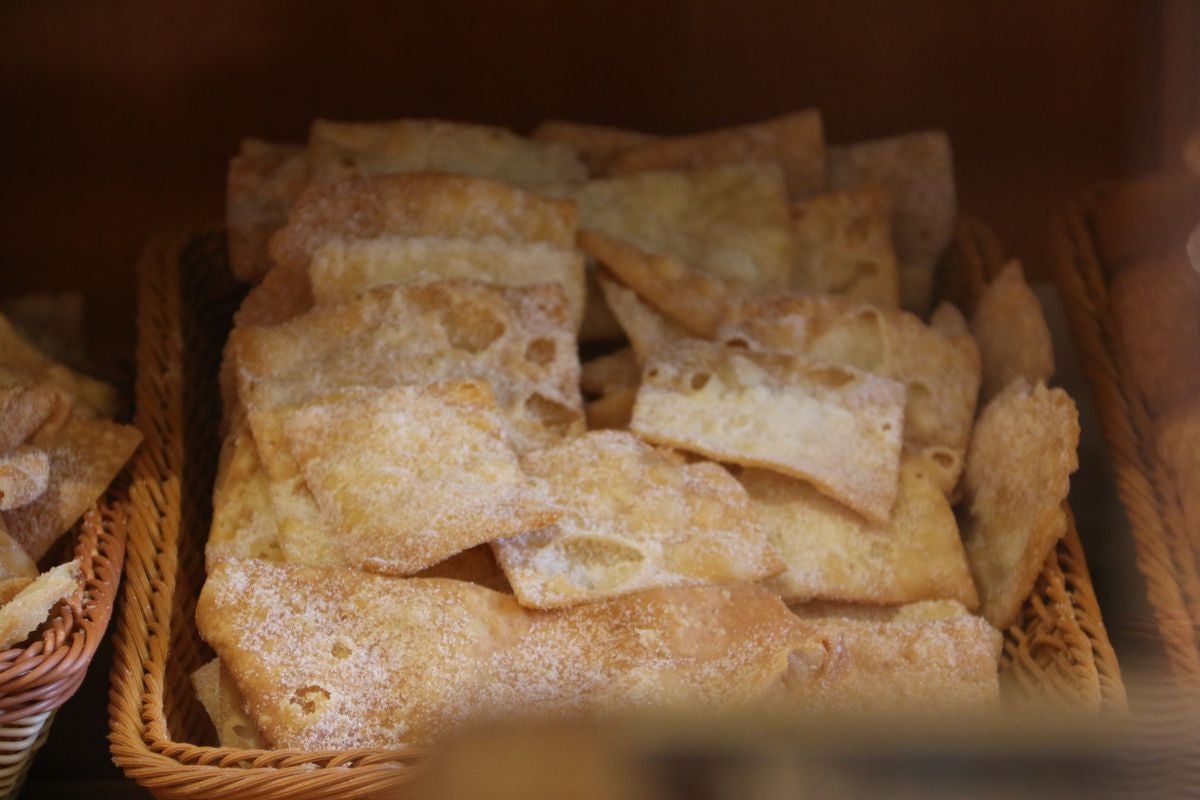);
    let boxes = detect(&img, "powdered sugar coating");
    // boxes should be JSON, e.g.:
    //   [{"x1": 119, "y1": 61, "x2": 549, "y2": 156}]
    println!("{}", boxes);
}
[
  {"x1": 197, "y1": 559, "x2": 820, "y2": 750},
  {"x1": 632, "y1": 340, "x2": 906, "y2": 523},
  {"x1": 2, "y1": 411, "x2": 141, "y2": 560},
  {"x1": 783, "y1": 600, "x2": 1001, "y2": 713},
  {"x1": 207, "y1": 420, "x2": 282, "y2": 568},
  {"x1": 742, "y1": 457, "x2": 977, "y2": 608},
  {"x1": 281, "y1": 382, "x2": 558, "y2": 576},
  {"x1": 0, "y1": 446, "x2": 49, "y2": 511},
  {"x1": 553, "y1": 162, "x2": 796, "y2": 288},
  {"x1": 233, "y1": 280, "x2": 584, "y2": 455},
  {"x1": 493, "y1": 430, "x2": 782, "y2": 608},
  {"x1": 717, "y1": 292, "x2": 980, "y2": 495},
  {"x1": 268, "y1": 173, "x2": 578, "y2": 274},
  {"x1": 309, "y1": 236, "x2": 587, "y2": 328}
]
